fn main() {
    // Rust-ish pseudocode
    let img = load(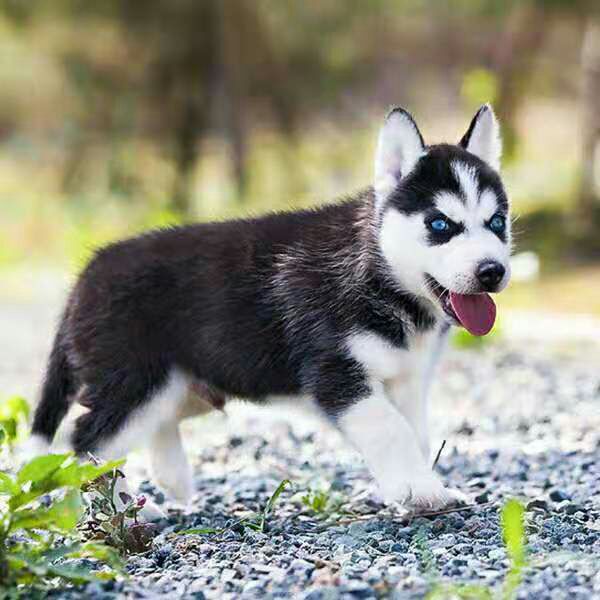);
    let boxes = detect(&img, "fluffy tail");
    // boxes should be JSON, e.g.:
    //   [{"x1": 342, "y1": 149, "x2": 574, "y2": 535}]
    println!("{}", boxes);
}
[{"x1": 29, "y1": 315, "x2": 75, "y2": 447}]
